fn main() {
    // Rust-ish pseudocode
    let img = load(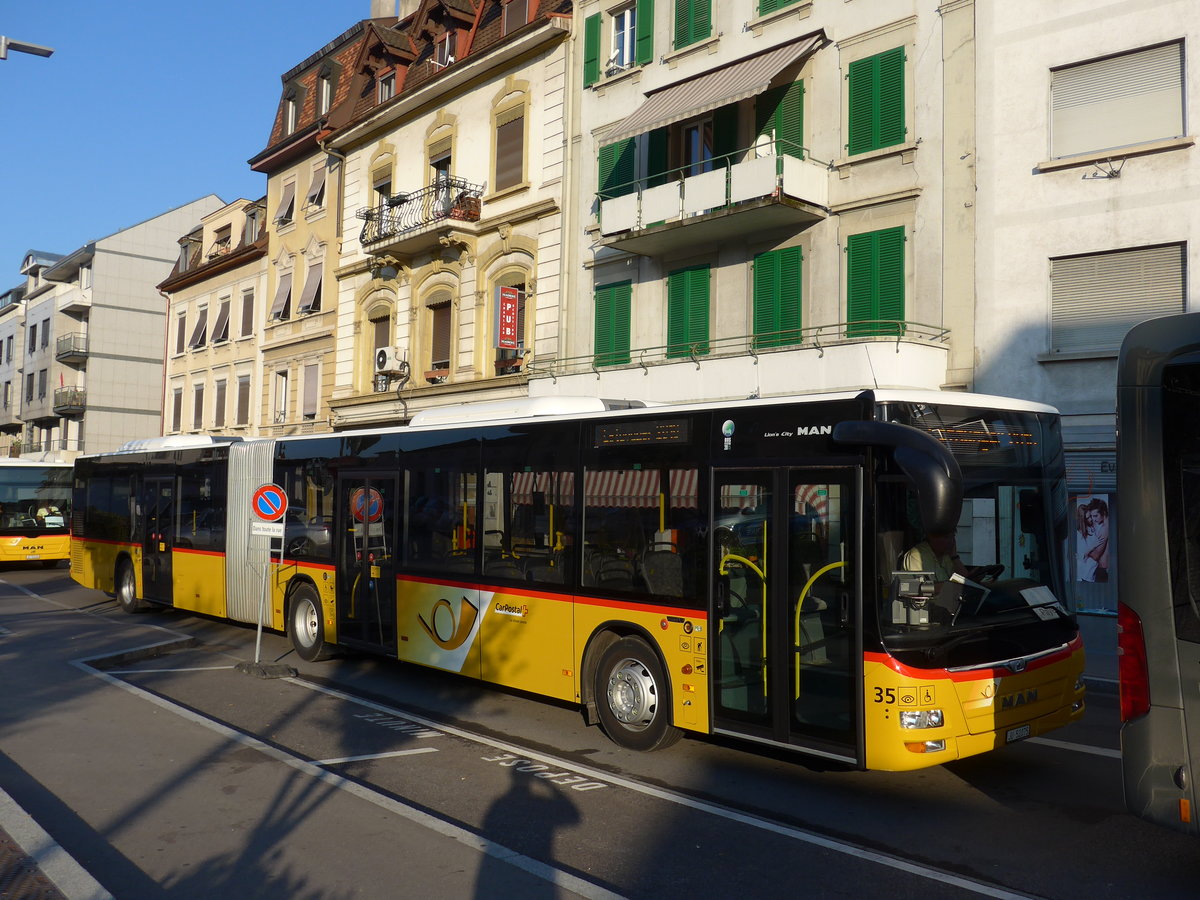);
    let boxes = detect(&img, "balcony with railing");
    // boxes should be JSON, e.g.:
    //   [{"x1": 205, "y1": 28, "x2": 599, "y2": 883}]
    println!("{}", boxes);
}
[
  {"x1": 597, "y1": 142, "x2": 829, "y2": 255},
  {"x1": 357, "y1": 177, "x2": 484, "y2": 256},
  {"x1": 526, "y1": 320, "x2": 951, "y2": 401},
  {"x1": 53, "y1": 386, "x2": 86, "y2": 416},
  {"x1": 55, "y1": 332, "x2": 88, "y2": 364}
]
